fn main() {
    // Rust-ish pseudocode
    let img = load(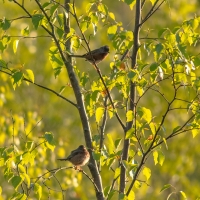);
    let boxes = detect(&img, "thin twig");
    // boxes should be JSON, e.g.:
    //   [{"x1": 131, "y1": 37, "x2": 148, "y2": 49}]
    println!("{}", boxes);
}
[{"x1": 0, "y1": 69, "x2": 77, "y2": 107}]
